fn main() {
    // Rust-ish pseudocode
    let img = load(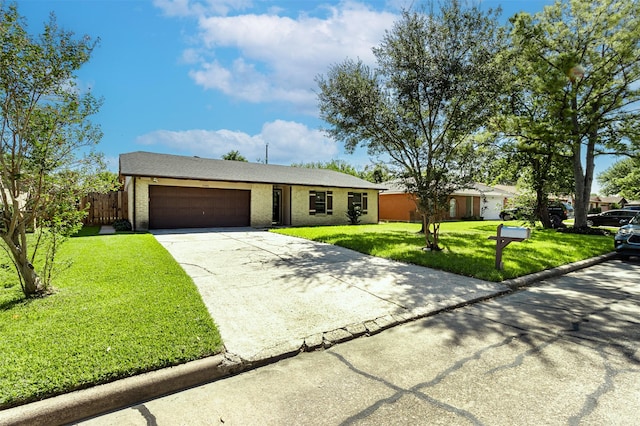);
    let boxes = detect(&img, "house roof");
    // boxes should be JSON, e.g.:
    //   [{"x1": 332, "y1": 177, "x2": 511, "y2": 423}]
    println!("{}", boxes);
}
[
  {"x1": 599, "y1": 196, "x2": 626, "y2": 204},
  {"x1": 492, "y1": 185, "x2": 519, "y2": 196},
  {"x1": 119, "y1": 151, "x2": 387, "y2": 190},
  {"x1": 381, "y1": 179, "x2": 514, "y2": 197}
]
